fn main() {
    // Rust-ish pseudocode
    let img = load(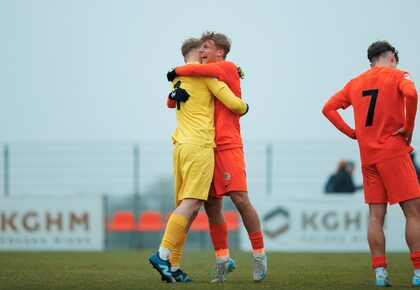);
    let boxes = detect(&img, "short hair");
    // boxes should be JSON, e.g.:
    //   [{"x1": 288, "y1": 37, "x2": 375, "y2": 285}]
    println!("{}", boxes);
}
[
  {"x1": 367, "y1": 41, "x2": 399, "y2": 64},
  {"x1": 200, "y1": 31, "x2": 231, "y2": 59},
  {"x1": 181, "y1": 38, "x2": 201, "y2": 57}
]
